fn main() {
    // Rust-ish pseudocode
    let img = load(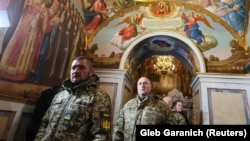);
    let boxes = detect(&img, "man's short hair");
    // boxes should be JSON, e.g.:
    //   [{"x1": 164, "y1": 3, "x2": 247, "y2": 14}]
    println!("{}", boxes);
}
[{"x1": 74, "y1": 56, "x2": 93, "y2": 67}]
